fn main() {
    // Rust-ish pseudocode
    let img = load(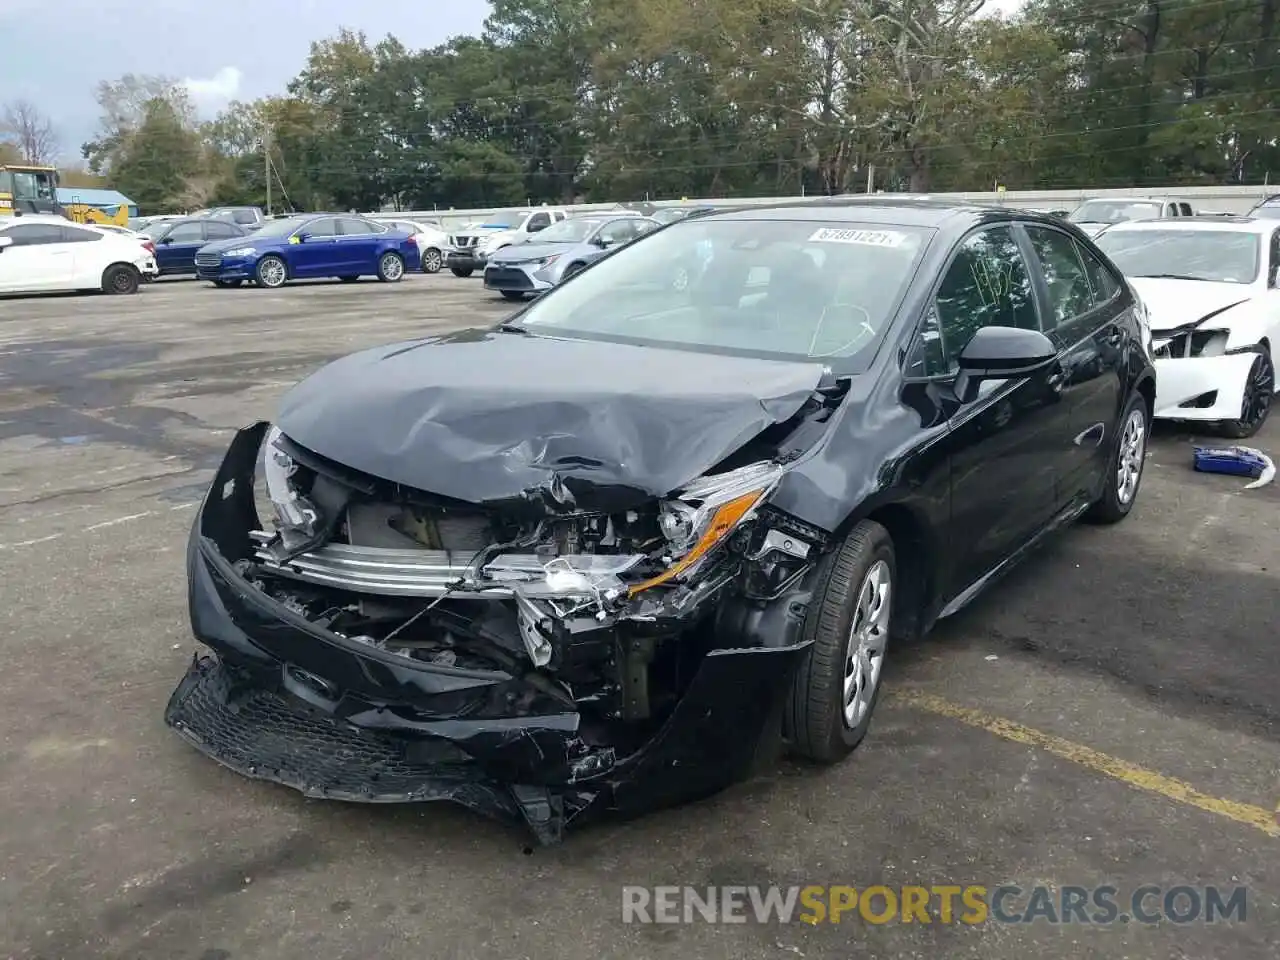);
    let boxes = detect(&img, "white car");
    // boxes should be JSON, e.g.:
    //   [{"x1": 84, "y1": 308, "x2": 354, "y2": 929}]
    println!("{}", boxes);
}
[
  {"x1": 1068, "y1": 197, "x2": 1195, "y2": 237},
  {"x1": 0, "y1": 215, "x2": 156, "y2": 295},
  {"x1": 371, "y1": 217, "x2": 449, "y2": 273},
  {"x1": 1094, "y1": 216, "x2": 1278, "y2": 437},
  {"x1": 95, "y1": 223, "x2": 160, "y2": 278}
]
